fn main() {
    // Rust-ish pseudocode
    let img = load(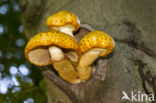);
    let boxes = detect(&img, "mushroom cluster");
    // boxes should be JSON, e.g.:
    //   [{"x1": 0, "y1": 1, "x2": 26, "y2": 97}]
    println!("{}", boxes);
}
[{"x1": 25, "y1": 11, "x2": 115, "y2": 83}]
